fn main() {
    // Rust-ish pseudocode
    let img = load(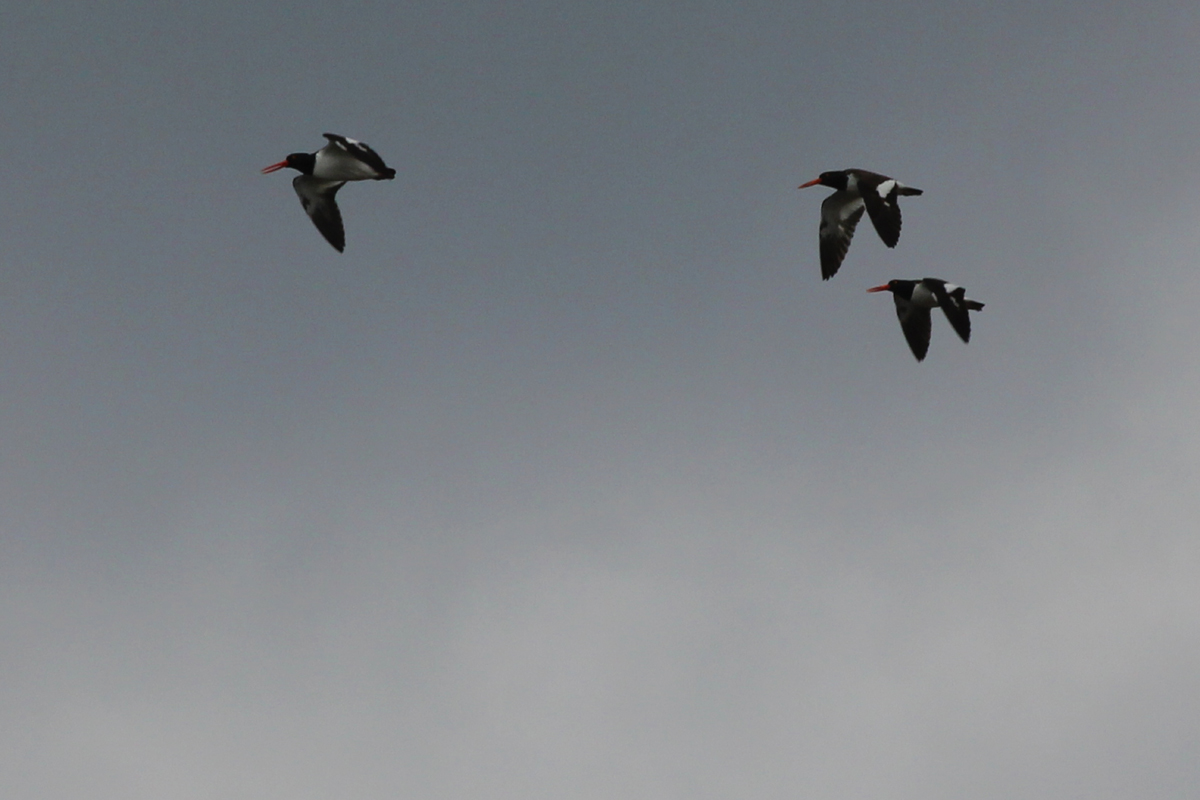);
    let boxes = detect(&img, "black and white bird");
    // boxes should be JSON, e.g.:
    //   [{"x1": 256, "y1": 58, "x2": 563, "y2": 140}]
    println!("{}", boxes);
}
[
  {"x1": 867, "y1": 278, "x2": 984, "y2": 361},
  {"x1": 798, "y1": 169, "x2": 923, "y2": 280},
  {"x1": 262, "y1": 133, "x2": 396, "y2": 252}
]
